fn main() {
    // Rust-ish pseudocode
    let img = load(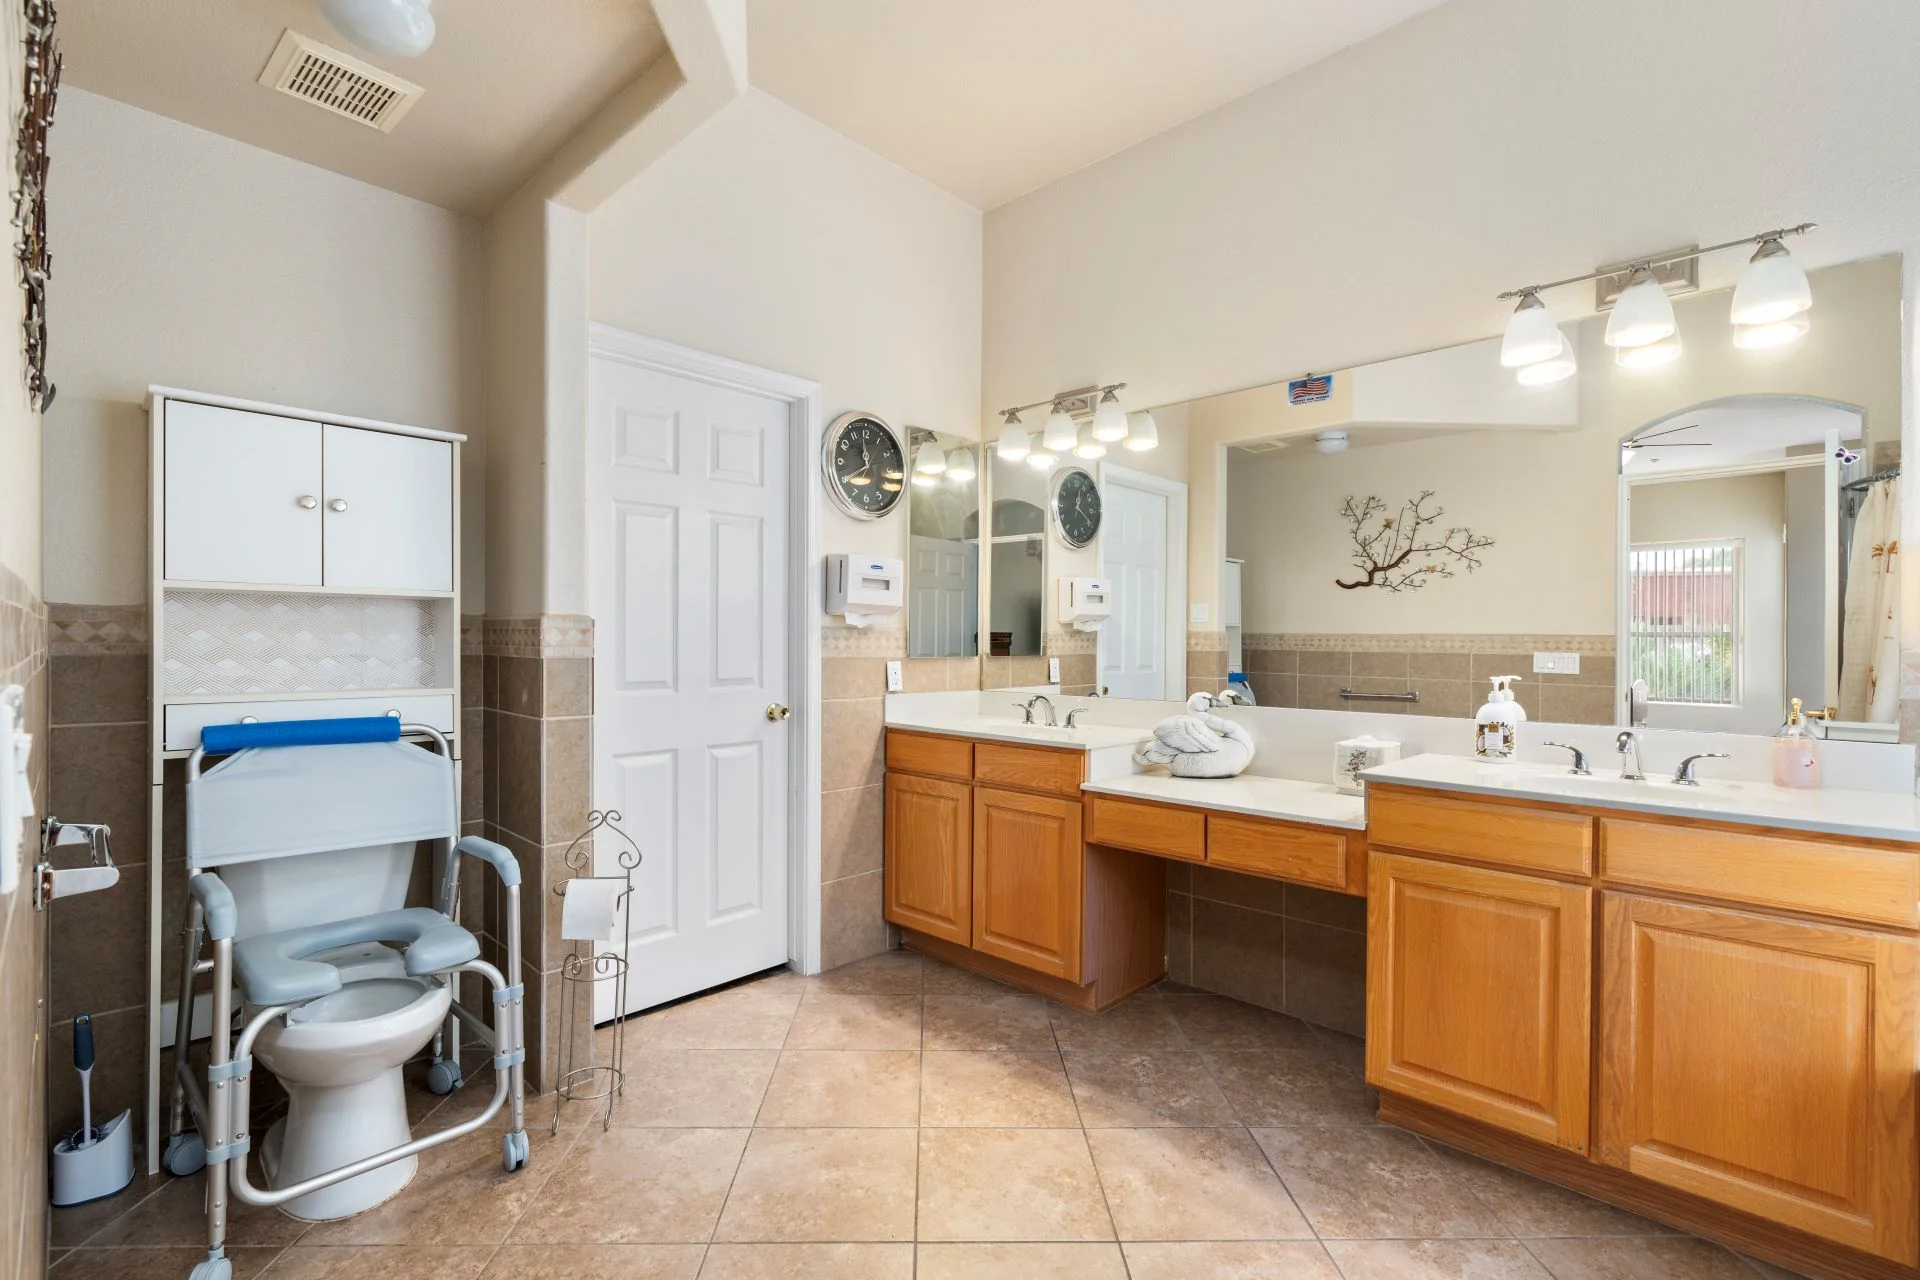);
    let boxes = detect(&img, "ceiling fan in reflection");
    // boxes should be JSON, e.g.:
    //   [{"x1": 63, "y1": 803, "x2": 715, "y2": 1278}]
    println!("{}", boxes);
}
[{"x1": 1621, "y1": 423, "x2": 1713, "y2": 458}]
